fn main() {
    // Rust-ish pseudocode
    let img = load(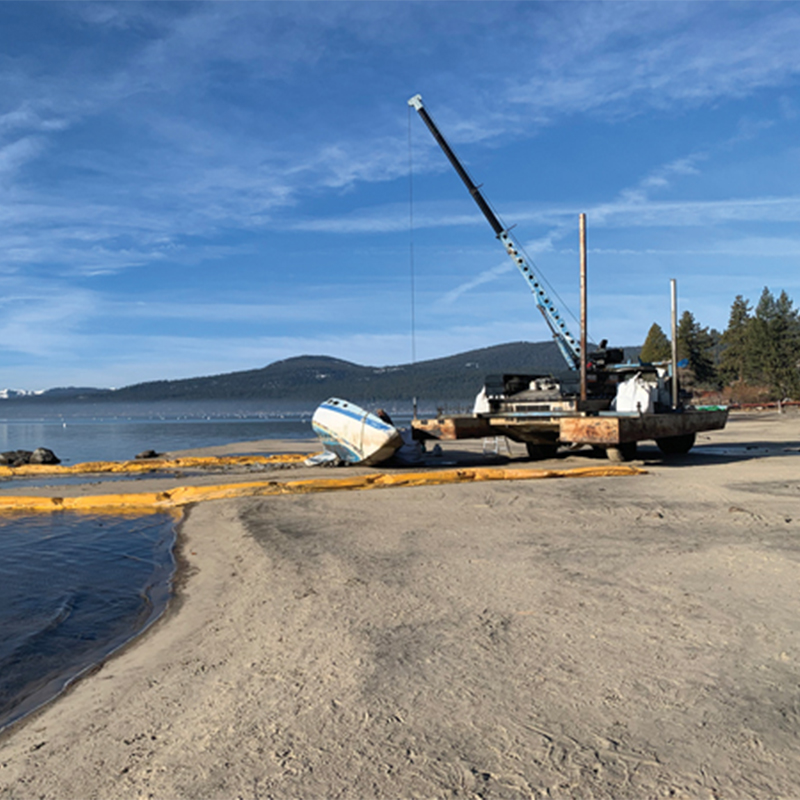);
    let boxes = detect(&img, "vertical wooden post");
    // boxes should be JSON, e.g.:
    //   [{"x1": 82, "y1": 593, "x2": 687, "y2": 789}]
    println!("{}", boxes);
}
[
  {"x1": 670, "y1": 279, "x2": 679, "y2": 409},
  {"x1": 579, "y1": 214, "x2": 587, "y2": 404}
]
